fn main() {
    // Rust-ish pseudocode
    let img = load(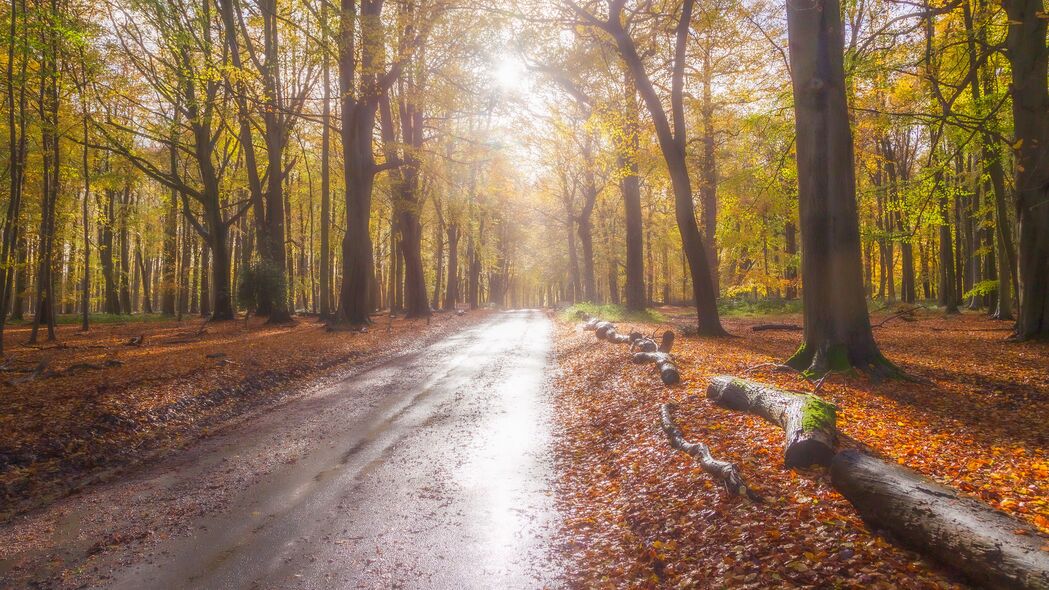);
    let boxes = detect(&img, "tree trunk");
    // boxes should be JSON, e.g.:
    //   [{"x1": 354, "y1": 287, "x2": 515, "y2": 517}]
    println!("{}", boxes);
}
[
  {"x1": 444, "y1": 223, "x2": 459, "y2": 310},
  {"x1": 784, "y1": 0, "x2": 890, "y2": 375},
  {"x1": 0, "y1": 0, "x2": 28, "y2": 352},
  {"x1": 784, "y1": 220, "x2": 798, "y2": 299},
  {"x1": 161, "y1": 143, "x2": 178, "y2": 316},
  {"x1": 938, "y1": 173, "x2": 959, "y2": 312},
  {"x1": 98, "y1": 189, "x2": 120, "y2": 314},
  {"x1": 319, "y1": 26, "x2": 332, "y2": 318},
  {"x1": 199, "y1": 242, "x2": 210, "y2": 317},
  {"x1": 831, "y1": 450, "x2": 1049, "y2": 590},
  {"x1": 578, "y1": 193, "x2": 597, "y2": 302},
  {"x1": 607, "y1": 0, "x2": 724, "y2": 335},
  {"x1": 11, "y1": 236, "x2": 25, "y2": 320},
  {"x1": 136, "y1": 240, "x2": 152, "y2": 314},
  {"x1": 699, "y1": 43, "x2": 719, "y2": 293},
  {"x1": 707, "y1": 376, "x2": 837, "y2": 468},
  {"x1": 118, "y1": 187, "x2": 132, "y2": 314},
  {"x1": 1005, "y1": 0, "x2": 1049, "y2": 339},
  {"x1": 331, "y1": 0, "x2": 383, "y2": 327},
  {"x1": 432, "y1": 213, "x2": 443, "y2": 310},
  {"x1": 566, "y1": 215, "x2": 580, "y2": 302},
  {"x1": 621, "y1": 70, "x2": 645, "y2": 311}
]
